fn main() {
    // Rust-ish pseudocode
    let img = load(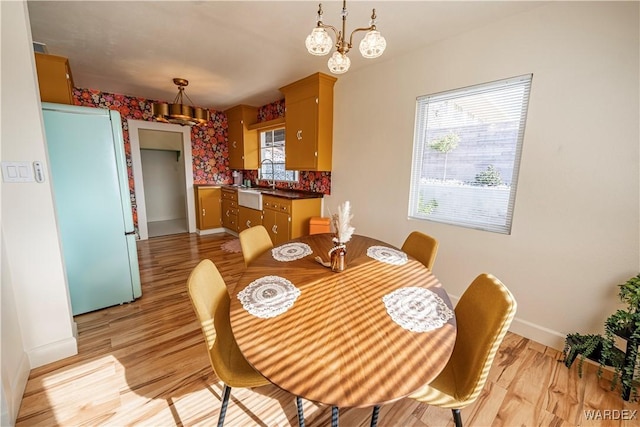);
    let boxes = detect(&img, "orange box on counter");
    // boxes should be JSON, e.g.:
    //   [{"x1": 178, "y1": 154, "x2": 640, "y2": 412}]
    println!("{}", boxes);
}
[{"x1": 309, "y1": 217, "x2": 331, "y2": 235}]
